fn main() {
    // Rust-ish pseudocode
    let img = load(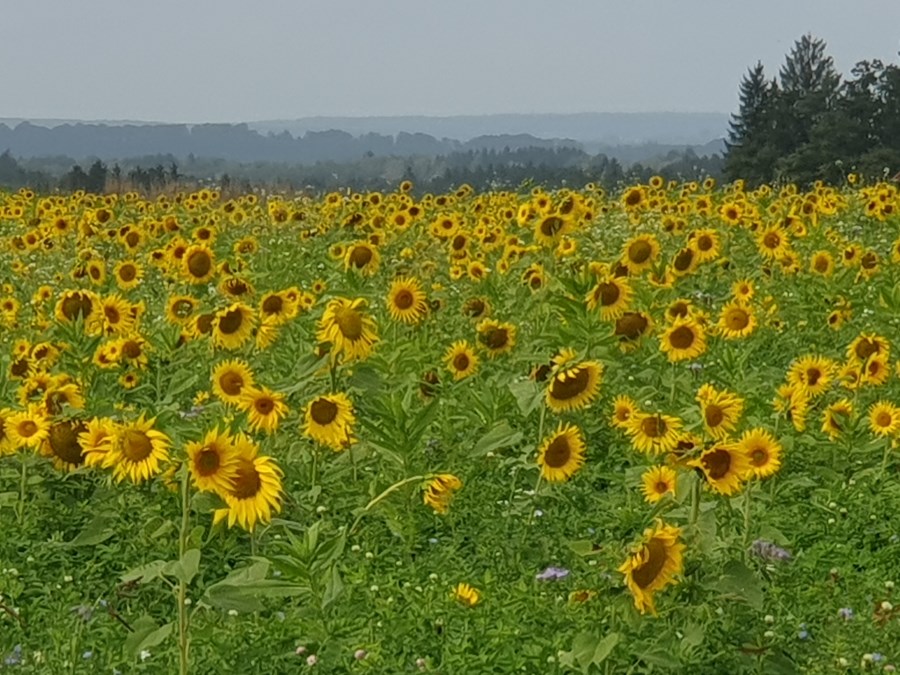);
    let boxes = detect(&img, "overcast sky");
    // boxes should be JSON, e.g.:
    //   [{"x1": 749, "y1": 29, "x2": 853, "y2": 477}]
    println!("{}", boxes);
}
[{"x1": 2, "y1": 0, "x2": 899, "y2": 123}]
